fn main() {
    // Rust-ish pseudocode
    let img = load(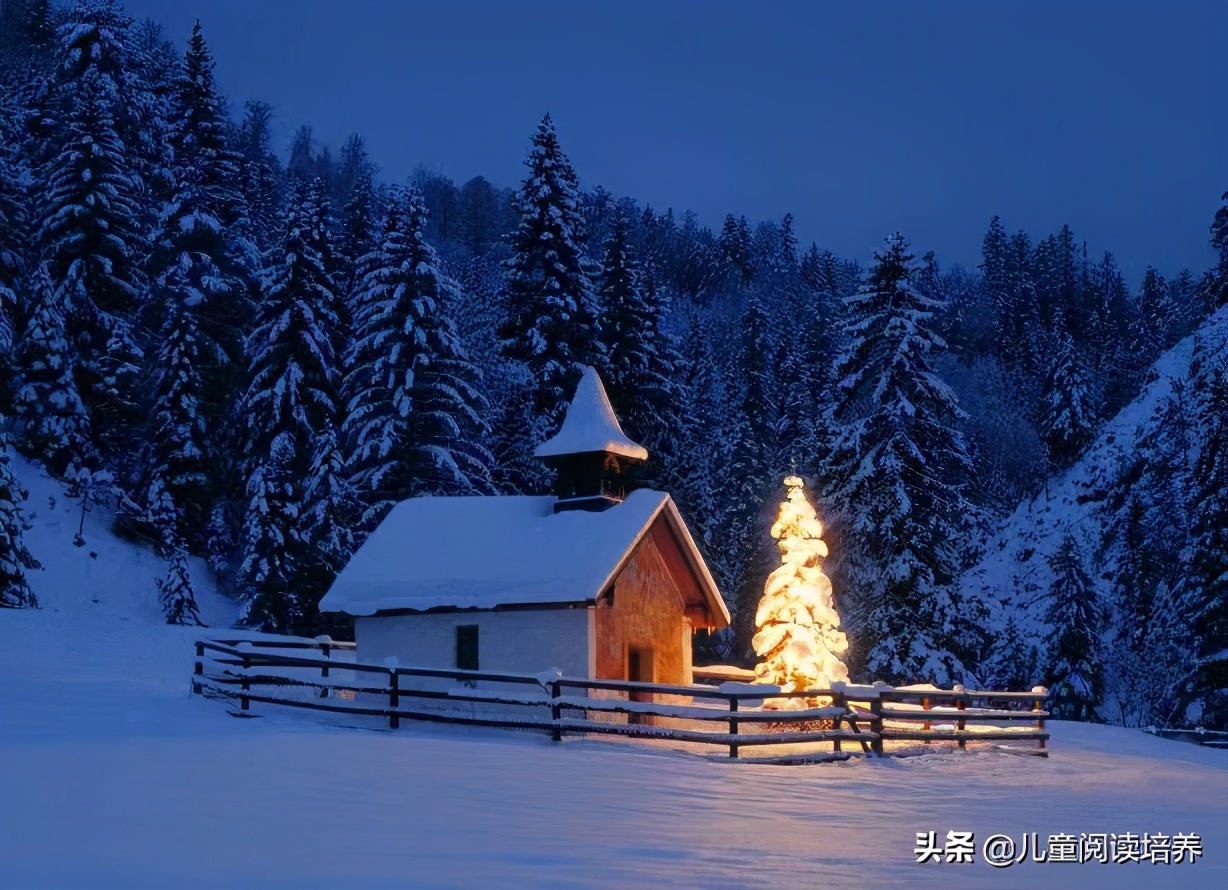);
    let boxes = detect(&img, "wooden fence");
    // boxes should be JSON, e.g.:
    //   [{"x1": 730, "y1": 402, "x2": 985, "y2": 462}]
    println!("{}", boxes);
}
[
  {"x1": 193, "y1": 638, "x2": 1050, "y2": 762},
  {"x1": 1144, "y1": 726, "x2": 1228, "y2": 749}
]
